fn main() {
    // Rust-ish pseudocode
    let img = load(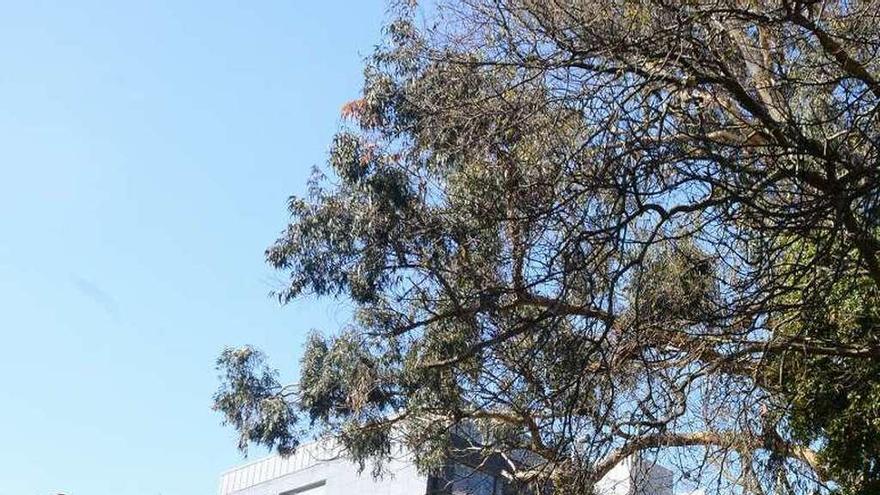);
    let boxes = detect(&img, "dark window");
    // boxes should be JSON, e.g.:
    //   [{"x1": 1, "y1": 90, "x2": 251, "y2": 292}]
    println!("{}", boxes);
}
[
  {"x1": 279, "y1": 480, "x2": 326, "y2": 495},
  {"x1": 450, "y1": 464, "x2": 500, "y2": 495}
]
